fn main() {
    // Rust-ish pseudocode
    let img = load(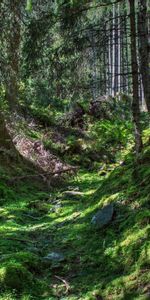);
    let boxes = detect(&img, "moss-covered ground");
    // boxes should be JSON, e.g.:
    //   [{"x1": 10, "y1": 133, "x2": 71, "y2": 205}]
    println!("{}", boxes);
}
[{"x1": 0, "y1": 125, "x2": 150, "y2": 300}]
